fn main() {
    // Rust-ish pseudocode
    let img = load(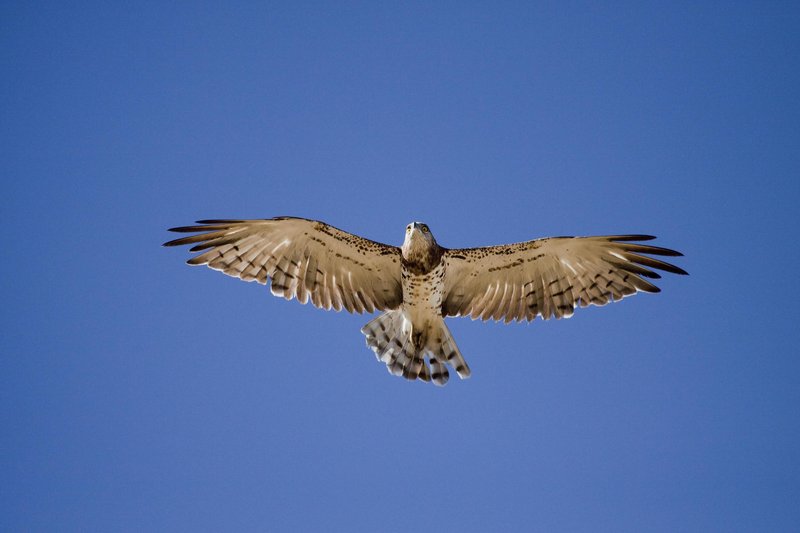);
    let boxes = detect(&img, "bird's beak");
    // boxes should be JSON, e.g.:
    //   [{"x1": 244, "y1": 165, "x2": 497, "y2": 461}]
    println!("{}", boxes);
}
[{"x1": 411, "y1": 222, "x2": 419, "y2": 230}]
